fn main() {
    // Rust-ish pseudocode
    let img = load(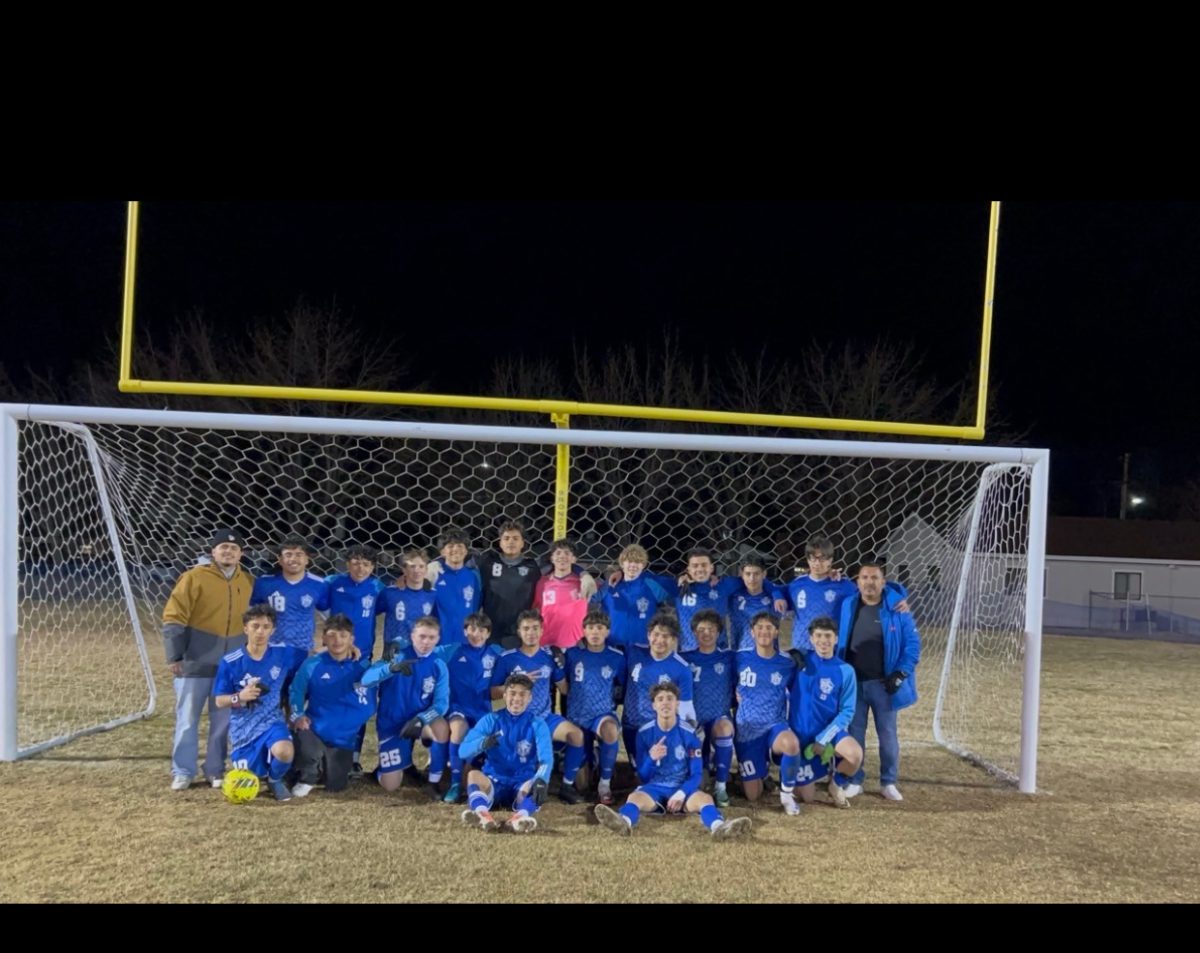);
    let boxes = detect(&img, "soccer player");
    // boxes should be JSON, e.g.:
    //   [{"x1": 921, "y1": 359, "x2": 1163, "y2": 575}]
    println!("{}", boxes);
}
[
  {"x1": 532, "y1": 538, "x2": 596, "y2": 649},
  {"x1": 672, "y1": 549, "x2": 787, "y2": 651},
  {"x1": 787, "y1": 616, "x2": 863, "y2": 808},
  {"x1": 474, "y1": 520, "x2": 543, "y2": 648},
  {"x1": 427, "y1": 527, "x2": 482, "y2": 649},
  {"x1": 287, "y1": 614, "x2": 377, "y2": 796},
  {"x1": 360, "y1": 616, "x2": 451, "y2": 798},
  {"x1": 249, "y1": 535, "x2": 331, "y2": 653},
  {"x1": 459, "y1": 673, "x2": 553, "y2": 834},
  {"x1": 837, "y1": 558, "x2": 921, "y2": 801},
  {"x1": 377, "y1": 547, "x2": 438, "y2": 653},
  {"x1": 213, "y1": 604, "x2": 308, "y2": 802},
  {"x1": 595, "y1": 544, "x2": 672, "y2": 650},
  {"x1": 561, "y1": 608, "x2": 626, "y2": 804},
  {"x1": 440, "y1": 611, "x2": 504, "y2": 803},
  {"x1": 728, "y1": 554, "x2": 785, "y2": 650},
  {"x1": 622, "y1": 612, "x2": 697, "y2": 761},
  {"x1": 489, "y1": 610, "x2": 587, "y2": 804},
  {"x1": 682, "y1": 608, "x2": 736, "y2": 807},
  {"x1": 163, "y1": 527, "x2": 255, "y2": 791},
  {"x1": 594, "y1": 681, "x2": 751, "y2": 840},
  {"x1": 734, "y1": 612, "x2": 804, "y2": 815}
]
